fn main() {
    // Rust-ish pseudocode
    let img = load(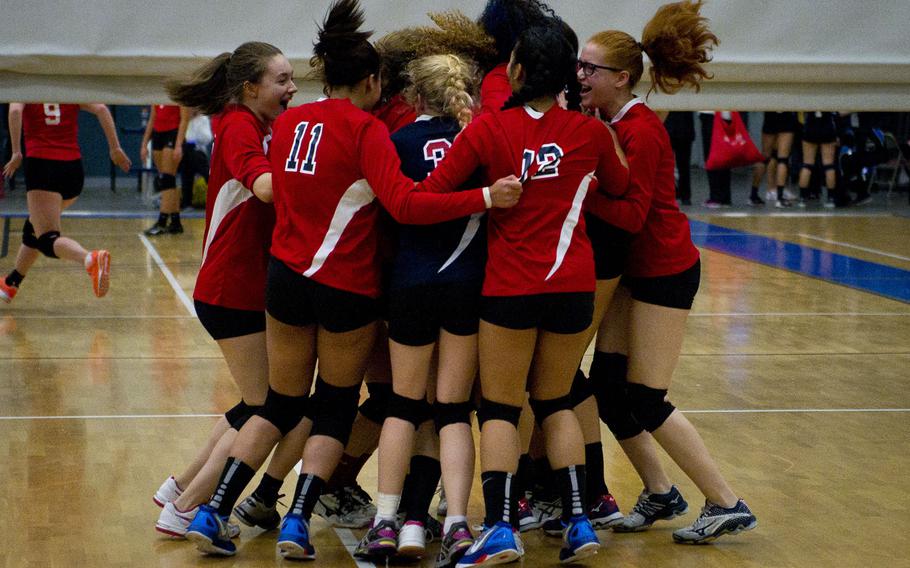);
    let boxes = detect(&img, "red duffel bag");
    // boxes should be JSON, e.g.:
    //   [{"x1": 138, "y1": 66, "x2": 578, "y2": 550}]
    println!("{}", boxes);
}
[{"x1": 705, "y1": 111, "x2": 765, "y2": 170}]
